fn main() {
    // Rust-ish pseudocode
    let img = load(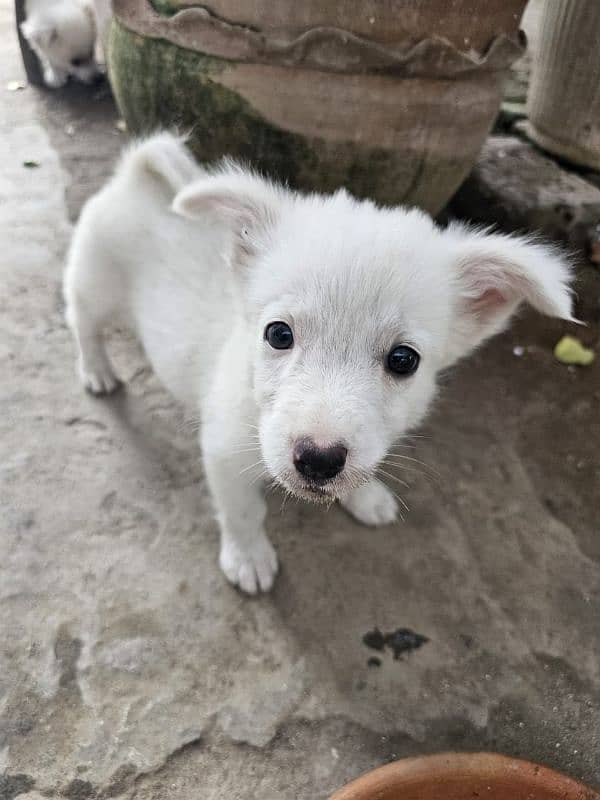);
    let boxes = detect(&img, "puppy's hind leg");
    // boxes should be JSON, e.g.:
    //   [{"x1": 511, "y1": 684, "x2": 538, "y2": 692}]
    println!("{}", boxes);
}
[
  {"x1": 67, "y1": 302, "x2": 121, "y2": 395},
  {"x1": 64, "y1": 247, "x2": 122, "y2": 396}
]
